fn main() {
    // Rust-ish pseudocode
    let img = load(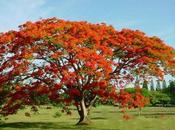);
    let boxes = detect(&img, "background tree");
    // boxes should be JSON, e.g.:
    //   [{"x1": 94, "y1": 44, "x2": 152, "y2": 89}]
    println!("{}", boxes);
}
[
  {"x1": 135, "y1": 75, "x2": 140, "y2": 87},
  {"x1": 142, "y1": 80, "x2": 148, "y2": 90},
  {"x1": 169, "y1": 80, "x2": 175, "y2": 88},
  {"x1": 149, "y1": 91, "x2": 171, "y2": 106},
  {"x1": 156, "y1": 80, "x2": 161, "y2": 91},
  {"x1": 163, "y1": 80, "x2": 175, "y2": 104},
  {"x1": 150, "y1": 79, "x2": 155, "y2": 91},
  {"x1": 162, "y1": 80, "x2": 167, "y2": 89},
  {"x1": 0, "y1": 18, "x2": 175, "y2": 124}
]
